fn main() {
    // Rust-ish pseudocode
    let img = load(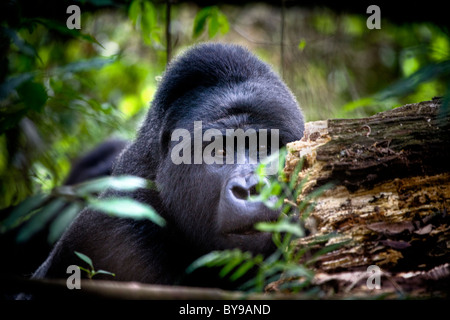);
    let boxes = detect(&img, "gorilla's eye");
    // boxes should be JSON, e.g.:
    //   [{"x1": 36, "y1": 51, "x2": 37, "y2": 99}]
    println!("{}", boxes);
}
[
  {"x1": 216, "y1": 149, "x2": 226, "y2": 157},
  {"x1": 258, "y1": 143, "x2": 271, "y2": 157}
]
